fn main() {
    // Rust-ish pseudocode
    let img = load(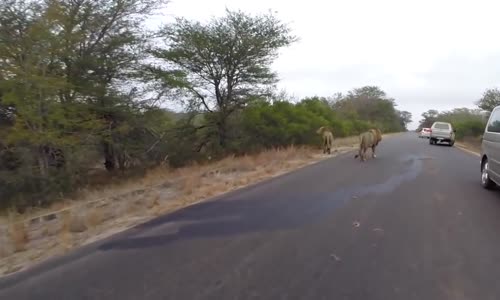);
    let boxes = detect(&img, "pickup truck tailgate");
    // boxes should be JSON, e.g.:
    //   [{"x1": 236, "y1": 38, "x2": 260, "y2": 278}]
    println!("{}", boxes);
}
[{"x1": 432, "y1": 129, "x2": 451, "y2": 138}]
